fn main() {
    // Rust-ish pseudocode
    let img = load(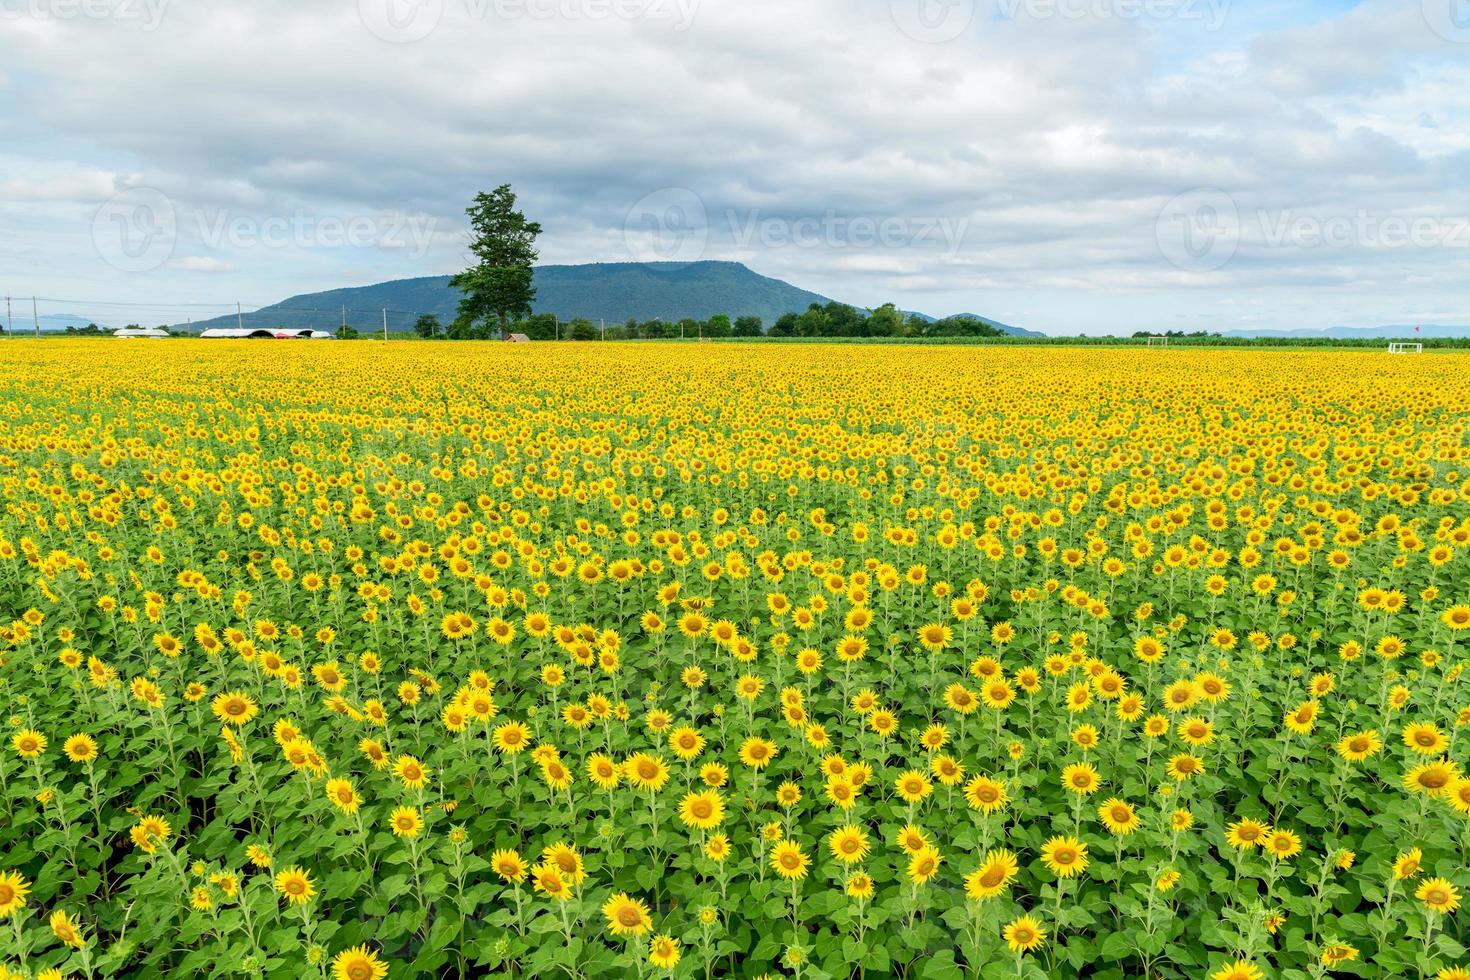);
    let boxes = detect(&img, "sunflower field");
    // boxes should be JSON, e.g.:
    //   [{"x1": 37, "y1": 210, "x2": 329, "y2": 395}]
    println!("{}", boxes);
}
[{"x1": 0, "y1": 341, "x2": 1468, "y2": 980}]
